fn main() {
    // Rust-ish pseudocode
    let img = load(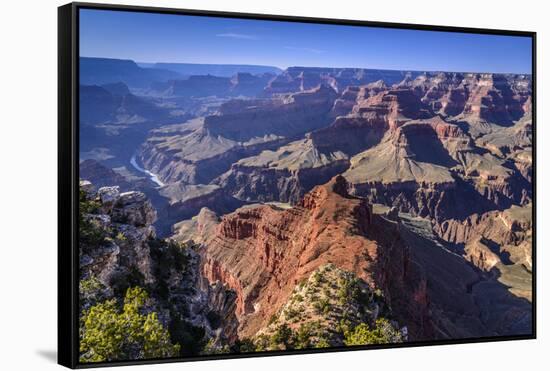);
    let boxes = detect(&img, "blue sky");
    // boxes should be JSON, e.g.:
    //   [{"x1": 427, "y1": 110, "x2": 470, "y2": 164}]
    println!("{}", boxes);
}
[{"x1": 79, "y1": 9, "x2": 532, "y2": 74}]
